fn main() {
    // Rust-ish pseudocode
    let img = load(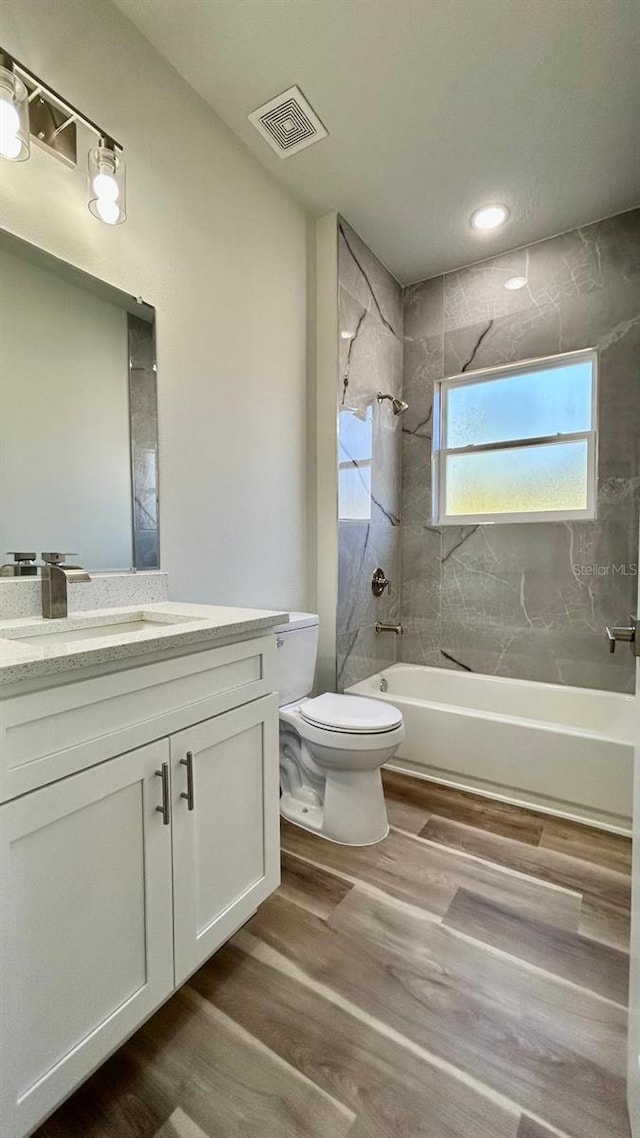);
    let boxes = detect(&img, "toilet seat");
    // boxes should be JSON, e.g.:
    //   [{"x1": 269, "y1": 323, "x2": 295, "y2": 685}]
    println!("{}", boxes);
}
[{"x1": 299, "y1": 692, "x2": 403, "y2": 734}]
